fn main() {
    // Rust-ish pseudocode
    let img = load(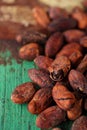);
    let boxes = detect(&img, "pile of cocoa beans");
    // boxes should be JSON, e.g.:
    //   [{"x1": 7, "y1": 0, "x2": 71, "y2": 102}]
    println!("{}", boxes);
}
[{"x1": 11, "y1": 5, "x2": 87, "y2": 130}]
